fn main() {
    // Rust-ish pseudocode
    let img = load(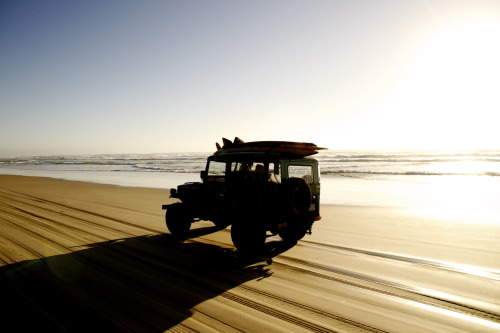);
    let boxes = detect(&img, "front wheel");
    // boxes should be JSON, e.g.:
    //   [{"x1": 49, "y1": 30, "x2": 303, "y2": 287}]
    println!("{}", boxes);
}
[{"x1": 165, "y1": 203, "x2": 192, "y2": 239}]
